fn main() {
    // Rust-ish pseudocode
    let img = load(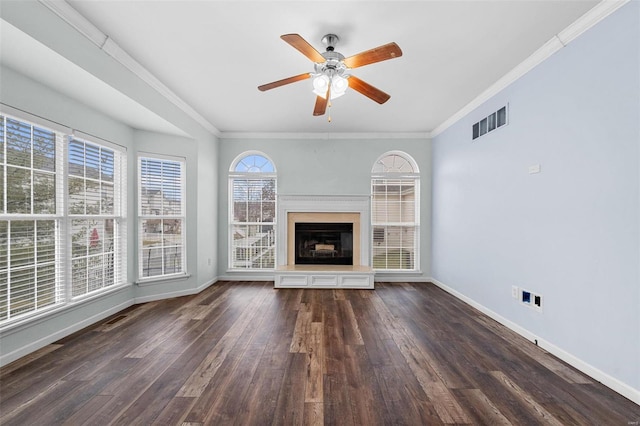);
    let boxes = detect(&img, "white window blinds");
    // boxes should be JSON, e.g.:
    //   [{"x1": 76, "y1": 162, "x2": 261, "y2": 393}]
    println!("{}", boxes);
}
[{"x1": 138, "y1": 156, "x2": 185, "y2": 279}]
